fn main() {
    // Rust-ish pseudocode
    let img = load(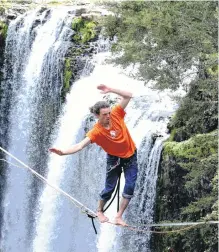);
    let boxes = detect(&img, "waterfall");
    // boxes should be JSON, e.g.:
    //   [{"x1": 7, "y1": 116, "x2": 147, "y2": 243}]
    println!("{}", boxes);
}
[
  {"x1": 0, "y1": 8, "x2": 177, "y2": 252},
  {"x1": 32, "y1": 57, "x2": 176, "y2": 251},
  {"x1": 0, "y1": 8, "x2": 75, "y2": 252}
]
